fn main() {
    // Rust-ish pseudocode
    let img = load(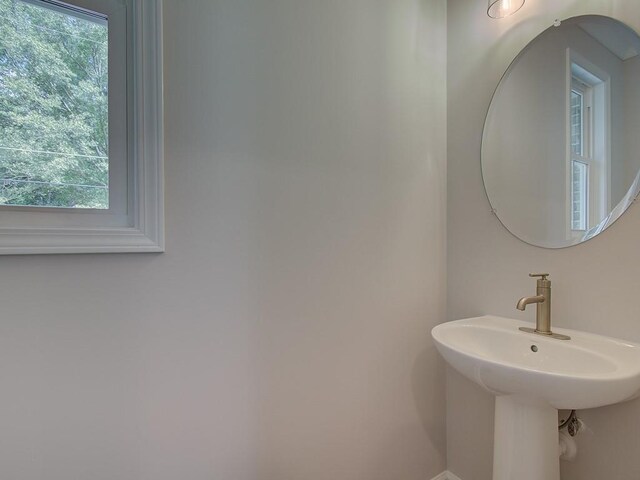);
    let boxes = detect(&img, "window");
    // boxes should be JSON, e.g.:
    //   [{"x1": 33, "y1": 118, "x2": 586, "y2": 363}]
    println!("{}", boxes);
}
[
  {"x1": 0, "y1": 0, "x2": 109, "y2": 209},
  {"x1": 567, "y1": 57, "x2": 609, "y2": 237},
  {"x1": 0, "y1": 0, "x2": 163, "y2": 254},
  {"x1": 570, "y1": 79, "x2": 590, "y2": 231}
]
